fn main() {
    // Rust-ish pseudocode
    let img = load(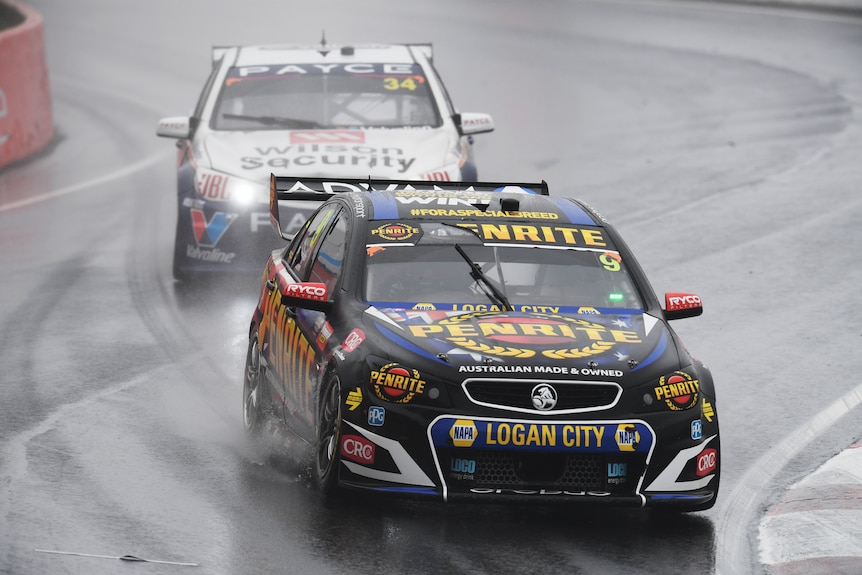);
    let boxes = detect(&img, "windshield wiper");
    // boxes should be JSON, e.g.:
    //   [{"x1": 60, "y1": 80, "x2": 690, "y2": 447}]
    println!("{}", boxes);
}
[
  {"x1": 222, "y1": 113, "x2": 324, "y2": 129},
  {"x1": 453, "y1": 244, "x2": 513, "y2": 311}
]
